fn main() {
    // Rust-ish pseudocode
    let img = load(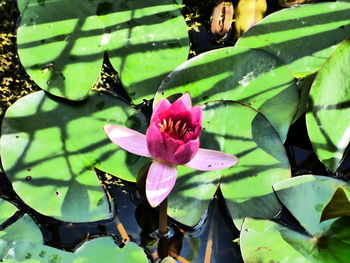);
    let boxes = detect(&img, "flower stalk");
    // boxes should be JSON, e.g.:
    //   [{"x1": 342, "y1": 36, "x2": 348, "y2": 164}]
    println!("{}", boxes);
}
[{"x1": 159, "y1": 198, "x2": 168, "y2": 237}]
